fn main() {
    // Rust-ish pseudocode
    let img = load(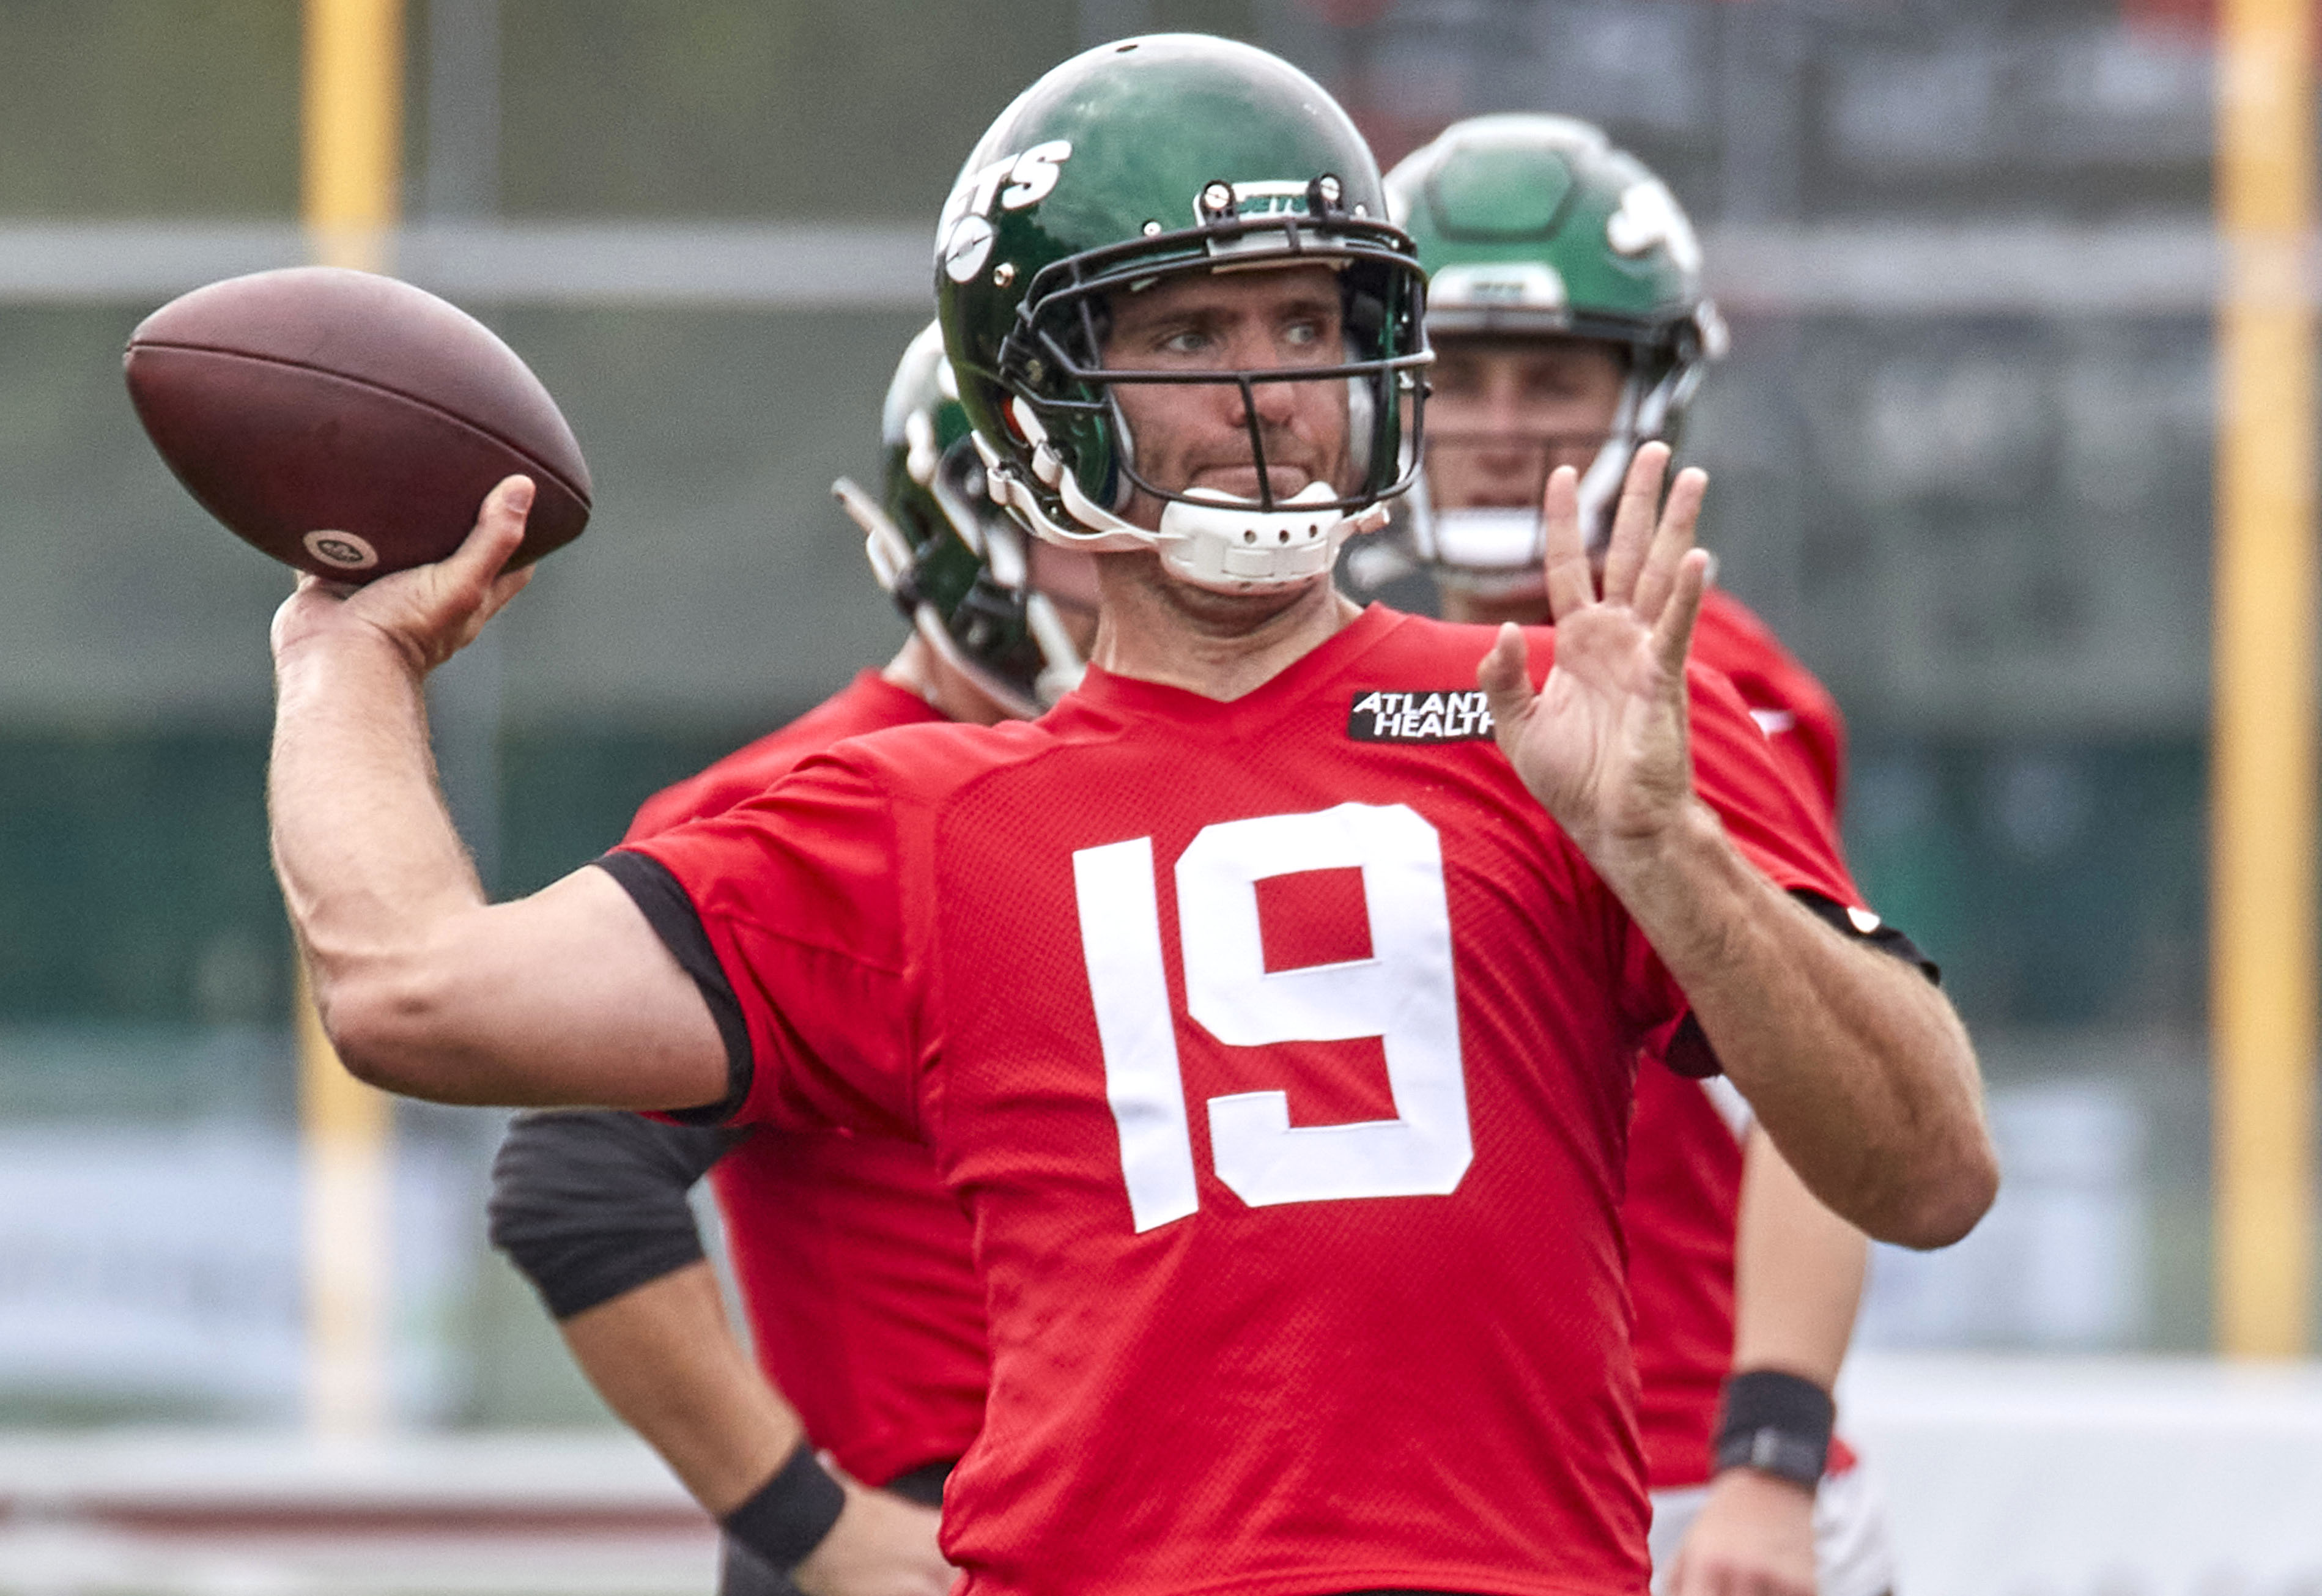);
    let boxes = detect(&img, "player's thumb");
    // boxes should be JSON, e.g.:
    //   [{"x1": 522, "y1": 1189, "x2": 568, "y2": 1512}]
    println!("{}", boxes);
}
[
  {"x1": 1477, "y1": 623, "x2": 1535, "y2": 734},
  {"x1": 453, "y1": 475, "x2": 534, "y2": 586}
]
